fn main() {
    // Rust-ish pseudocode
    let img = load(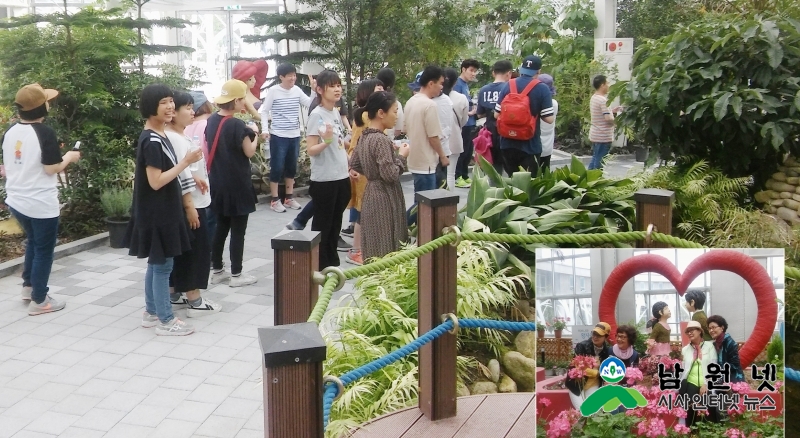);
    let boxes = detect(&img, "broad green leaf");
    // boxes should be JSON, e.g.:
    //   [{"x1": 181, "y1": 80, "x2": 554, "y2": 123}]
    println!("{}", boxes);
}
[
  {"x1": 730, "y1": 96, "x2": 743, "y2": 118},
  {"x1": 505, "y1": 221, "x2": 530, "y2": 235},
  {"x1": 505, "y1": 253, "x2": 532, "y2": 281},
  {"x1": 713, "y1": 92, "x2": 733, "y2": 120},
  {"x1": 766, "y1": 45, "x2": 783, "y2": 69},
  {"x1": 795, "y1": 90, "x2": 800, "y2": 111},
  {"x1": 475, "y1": 199, "x2": 520, "y2": 221},
  {"x1": 505, "y1": 206, "x2": 538, "y2": 222}
]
